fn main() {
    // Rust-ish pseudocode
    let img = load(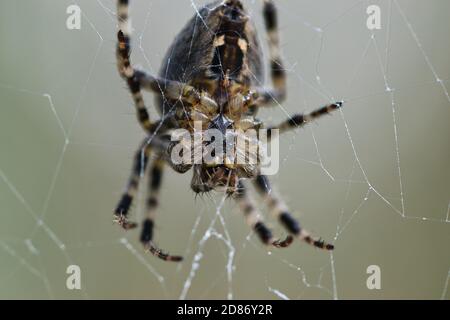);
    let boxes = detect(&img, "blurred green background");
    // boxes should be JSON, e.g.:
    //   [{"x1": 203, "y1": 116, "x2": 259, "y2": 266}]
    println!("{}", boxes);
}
[{"x1": 0, "y1": 0, "x2": 449, "y2": 299}]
